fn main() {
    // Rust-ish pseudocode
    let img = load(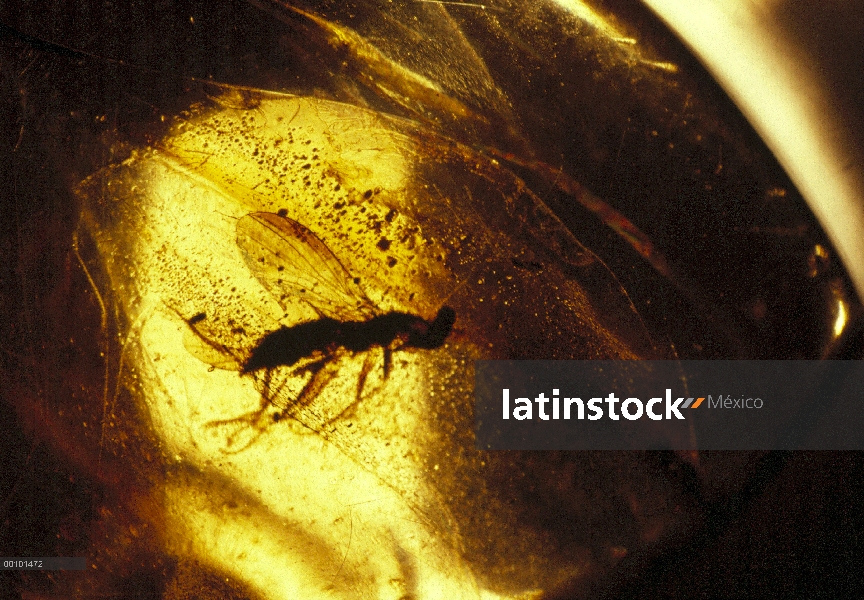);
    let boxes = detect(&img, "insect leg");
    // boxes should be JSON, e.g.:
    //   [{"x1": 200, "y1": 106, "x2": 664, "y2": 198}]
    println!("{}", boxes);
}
[
  {"x1": 206, "y1": 366, "x2": 293, "y2": 452},
  {"x1": 382, "y1": 346, "x2": 392, "y2": 378},
  {"x1": 286, "y1": 357, "x2": 331, "y2": 404},
  {"x1": 355, "y1": 351, "x2": 378, "y2": 402},
  {"x1": 325, "y1": 351, "x2": 378, "y2": 424},
  {"x1": 205, "y1": 389, "x2": 273, "y2": 453},
  {"x1": 275, "y1": 357, "x2": 344, "y2": 430},
  {"x1": 260, "y1": 365, "x2": 289, "y2": 411}
]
